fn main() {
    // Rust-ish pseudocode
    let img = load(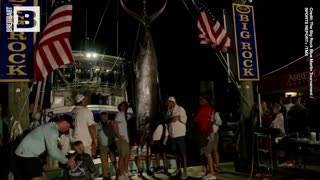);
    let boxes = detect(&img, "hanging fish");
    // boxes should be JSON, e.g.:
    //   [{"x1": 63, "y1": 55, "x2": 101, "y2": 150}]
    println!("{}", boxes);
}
[{"x1": 120, "y1": 0, "x2": 167, "y2": 129}]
